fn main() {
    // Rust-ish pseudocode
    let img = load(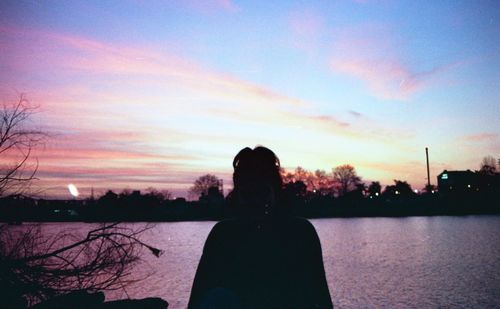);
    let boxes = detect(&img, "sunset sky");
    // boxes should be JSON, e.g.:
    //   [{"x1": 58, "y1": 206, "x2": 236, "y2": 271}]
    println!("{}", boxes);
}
[{"x1": 1, "y1": 0, "x2": 499, "y2": 199}]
